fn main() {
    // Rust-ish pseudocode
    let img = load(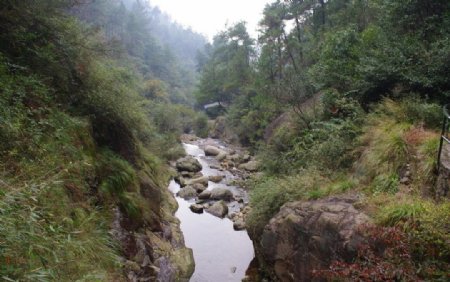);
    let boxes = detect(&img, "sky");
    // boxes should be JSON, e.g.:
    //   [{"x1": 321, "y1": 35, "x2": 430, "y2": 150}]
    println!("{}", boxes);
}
[{"x1": 148, "y1": 0, "x2": 271, "y2": 40}]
